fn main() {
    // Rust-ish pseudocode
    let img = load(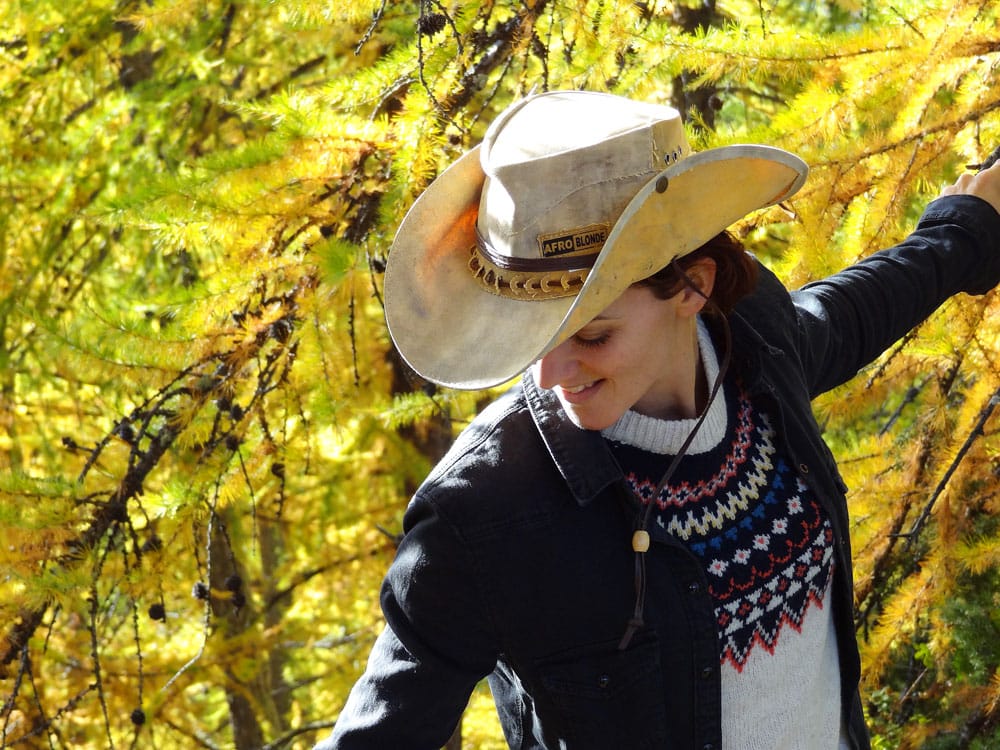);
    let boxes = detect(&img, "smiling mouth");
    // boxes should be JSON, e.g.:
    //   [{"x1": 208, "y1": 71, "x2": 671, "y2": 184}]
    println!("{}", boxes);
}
[{"x1": 563, "y1": 382, "x2": 596, "y2": 395}]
